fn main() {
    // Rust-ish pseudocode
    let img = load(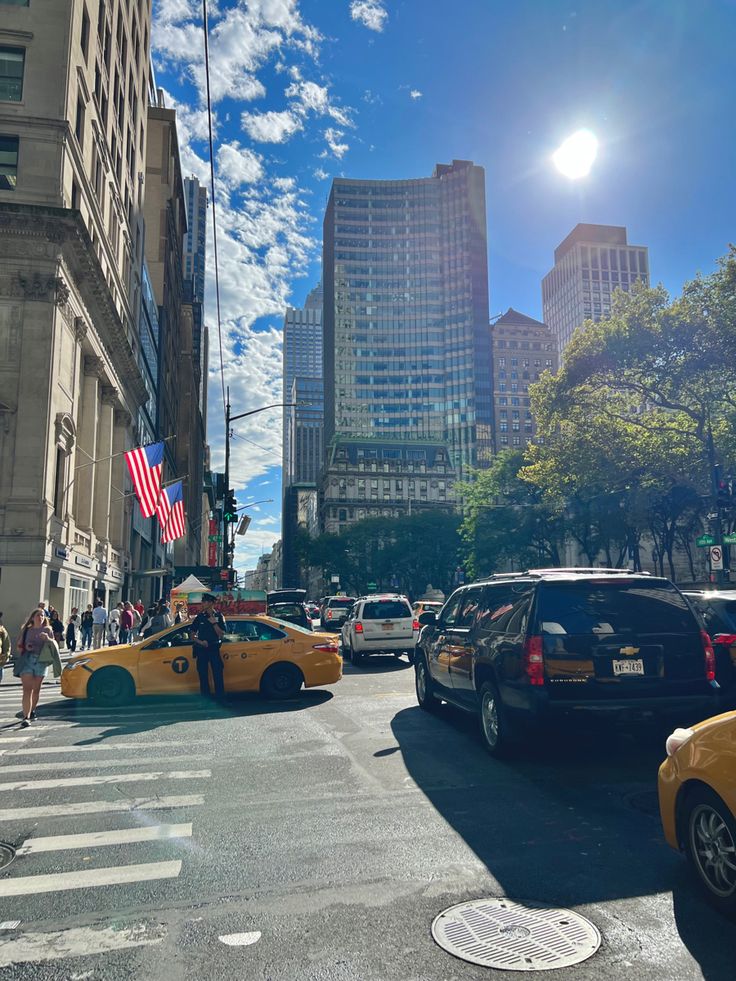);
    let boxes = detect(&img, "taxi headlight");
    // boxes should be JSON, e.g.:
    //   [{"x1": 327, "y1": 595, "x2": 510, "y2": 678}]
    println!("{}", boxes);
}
[
  {"x1": 665, "y1": 727, "x2": 694, "y2": 757},
  {"x1": 65, "y1": 658, "x2": 91, "y2": 670}
]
